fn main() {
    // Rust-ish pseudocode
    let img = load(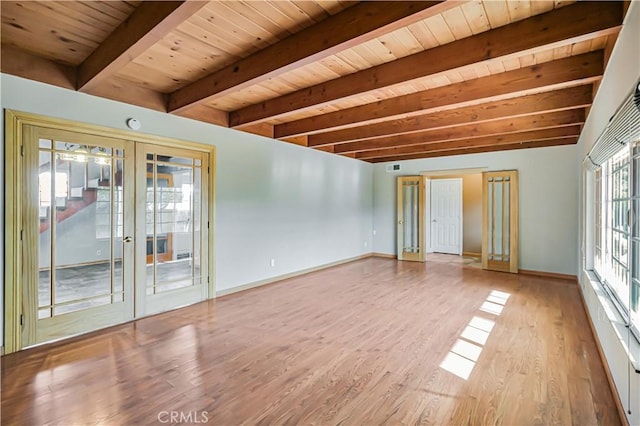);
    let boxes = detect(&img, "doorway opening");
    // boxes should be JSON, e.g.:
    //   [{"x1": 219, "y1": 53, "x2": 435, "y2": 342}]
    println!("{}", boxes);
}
[
  {"x1": 396, "y1": 168, "x2": 518, "y2": 273},
  {"x1": 424, "y1": 169, "x2": 484, "y2": 262}
]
